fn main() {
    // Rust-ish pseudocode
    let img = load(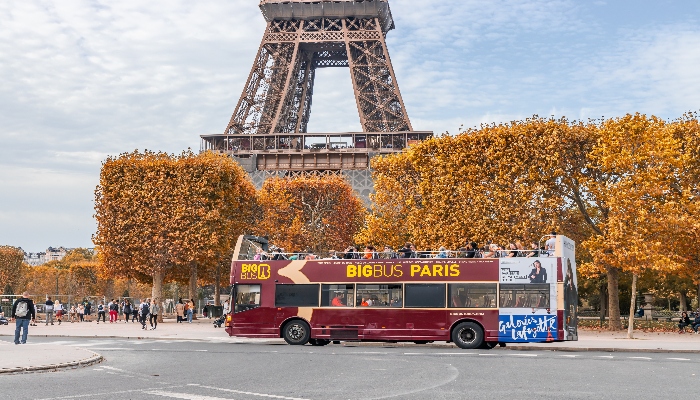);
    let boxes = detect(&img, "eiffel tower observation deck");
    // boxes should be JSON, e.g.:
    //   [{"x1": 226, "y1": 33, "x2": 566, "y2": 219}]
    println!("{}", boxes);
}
[{"x1": 200, "y1": 0, "x2": 432, "y2": 200}]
